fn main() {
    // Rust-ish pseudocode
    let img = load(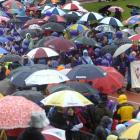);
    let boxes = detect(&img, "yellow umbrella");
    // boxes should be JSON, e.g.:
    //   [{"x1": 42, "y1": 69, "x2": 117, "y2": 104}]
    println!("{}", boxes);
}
[
  {"x1": 41, "y1": 90, "x2": 93, "y2": 107},
  {"x1": 119, "y1": 122, "x2": 140, "y2": 140}
]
